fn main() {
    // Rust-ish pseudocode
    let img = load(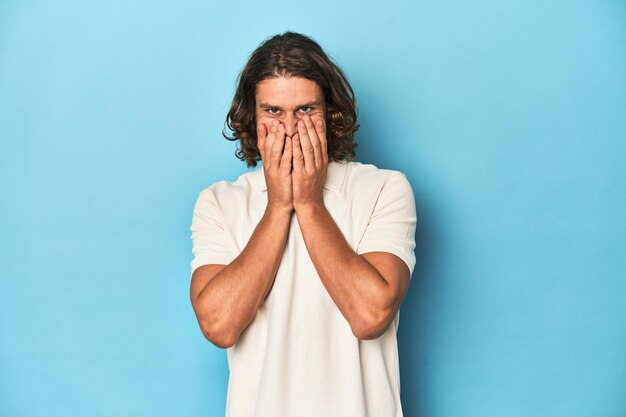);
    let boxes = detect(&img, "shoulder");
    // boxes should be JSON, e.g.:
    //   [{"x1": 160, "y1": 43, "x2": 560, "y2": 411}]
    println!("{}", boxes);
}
[
  {"x1": 194, "y1": 168, "x2": 260, "y2": 206},
  {"x1": 343, "y1": 161, "x2": 411, "y2": 192}
]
